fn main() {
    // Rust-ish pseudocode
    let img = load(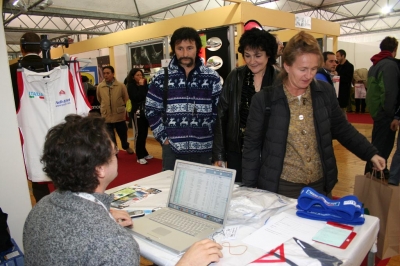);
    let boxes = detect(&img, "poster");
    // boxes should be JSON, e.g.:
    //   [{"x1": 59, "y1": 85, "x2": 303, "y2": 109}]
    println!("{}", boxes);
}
[
  {"x1": 130, "y1": 43, "x2": 163, "y2": 73},
  {"x1": 198, "y1": 26, "x2": 231, "y2": 82},
  {"x1": 96, "y1": 55, "x2": 110, "y2": 83},
  {"x1": 80, "y1": 66, "x2": 98, "y2": 85}
]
